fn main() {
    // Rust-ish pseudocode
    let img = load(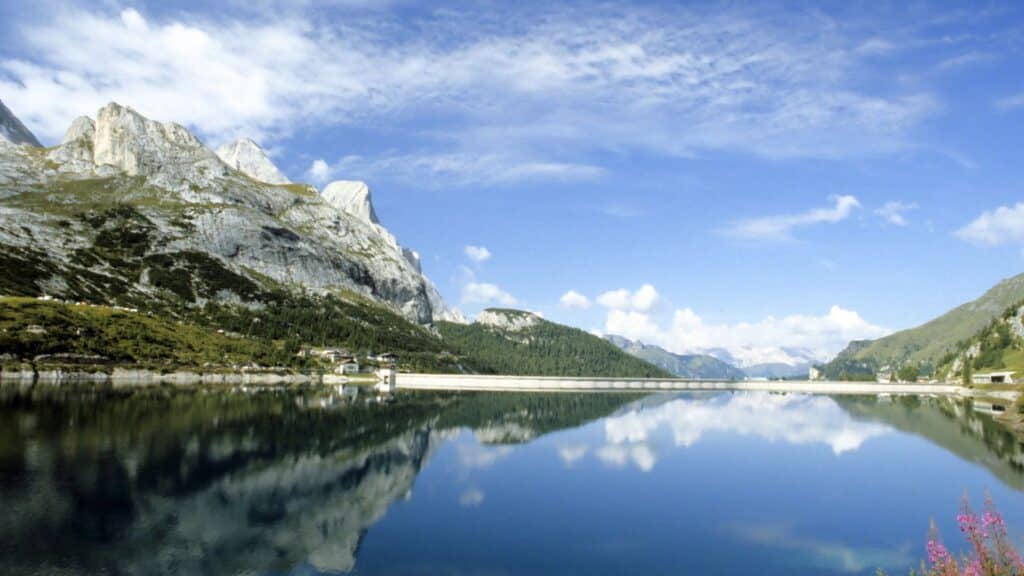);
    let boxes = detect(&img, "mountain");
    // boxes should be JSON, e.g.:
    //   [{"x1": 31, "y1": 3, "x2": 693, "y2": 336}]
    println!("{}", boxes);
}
[
  {"x1": 740, "y1": 362, "x2": 812, "y2": 379},
  {"x1": 215, "y1": 138, "x2": 290, "y2": 185},
  {"x1": 0, "y1": 99, "x2": 41, "y2": 147},
  {"x1": 0, "y1": 101, "x2": 448, "y2": 324},
  {"x1": 933, "y1": 299, "x2": 1024, "y2": 382},
  {"x1": 824, "y1": 272, "x2": 1024, "y2": 378},
  {"x1": 605, "y1": 335, "x2": 744, "y2": 379},
  {"x1": 436, "y1": 309, "x2": 671, "y2": 377}
]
